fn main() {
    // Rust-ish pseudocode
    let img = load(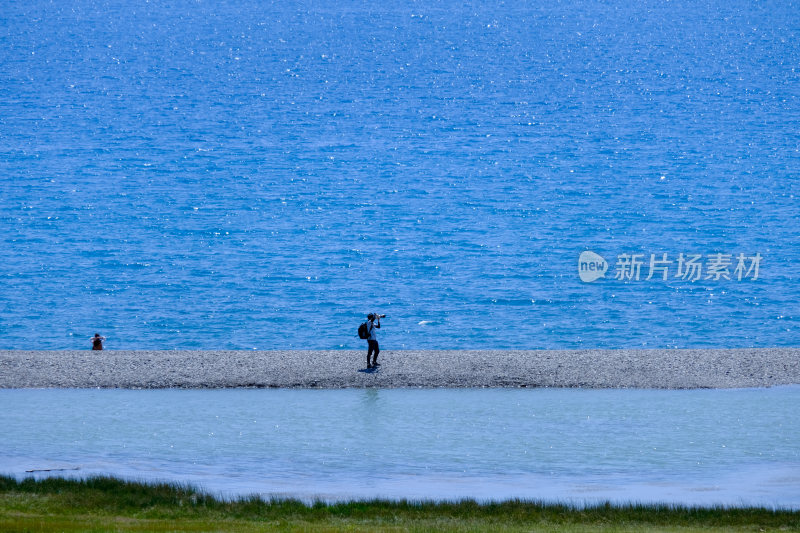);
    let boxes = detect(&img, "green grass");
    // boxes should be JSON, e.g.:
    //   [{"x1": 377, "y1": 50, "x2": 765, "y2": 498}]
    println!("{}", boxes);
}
[{"x1": 0, "y1": 475, "x2": 798, "y2": 532}]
